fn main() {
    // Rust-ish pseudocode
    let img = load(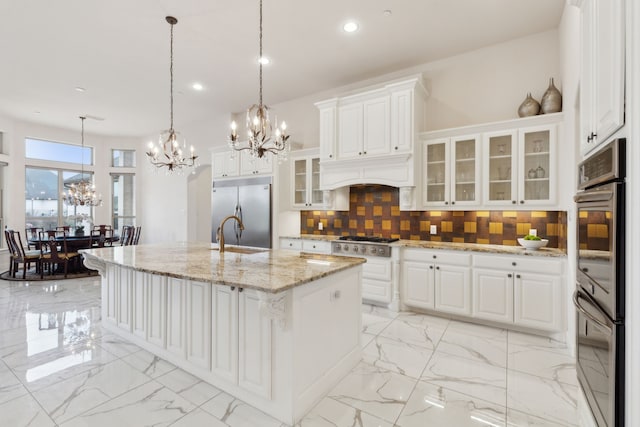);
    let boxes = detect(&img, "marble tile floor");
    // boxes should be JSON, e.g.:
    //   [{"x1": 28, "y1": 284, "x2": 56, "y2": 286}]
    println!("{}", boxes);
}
[{"x1": 0, "y1": 277, "x2": 579, "y2": 426}]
